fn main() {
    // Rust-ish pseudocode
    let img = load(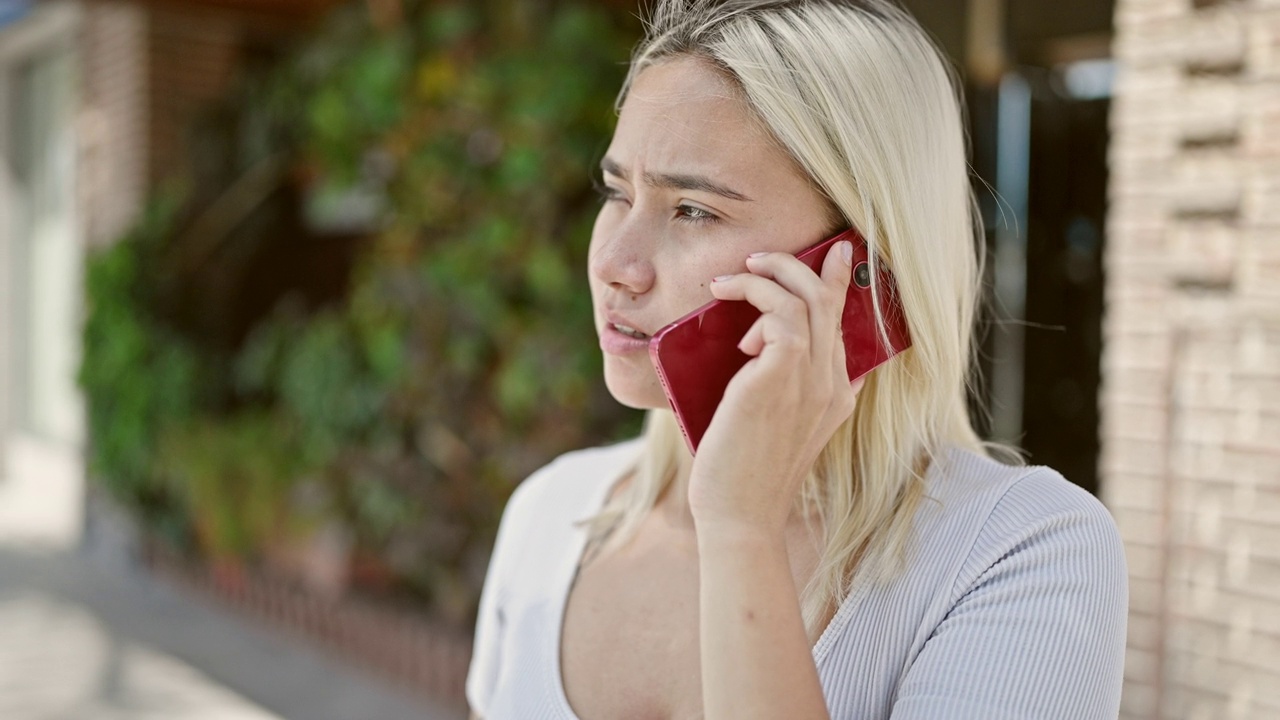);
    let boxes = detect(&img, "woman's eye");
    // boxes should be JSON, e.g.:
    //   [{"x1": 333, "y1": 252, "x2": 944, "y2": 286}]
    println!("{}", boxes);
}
[
  {"x1": 592, "y1": 179, "x2": 627, "y2": 205},
  {"x1": 676, "y1": 204, "x2": 717, "y2": 224},
  {"x1": 592, "y1": 179, "x2": 716, "y2": 225}
]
